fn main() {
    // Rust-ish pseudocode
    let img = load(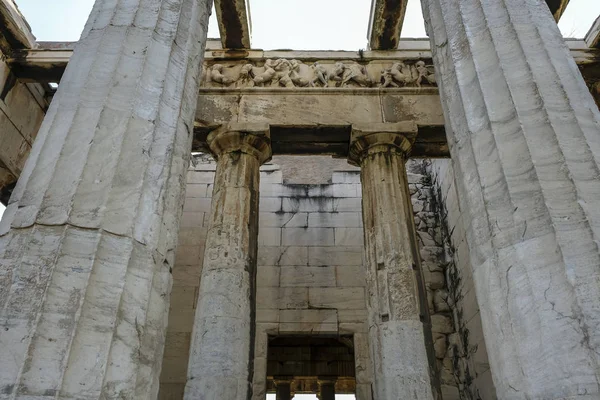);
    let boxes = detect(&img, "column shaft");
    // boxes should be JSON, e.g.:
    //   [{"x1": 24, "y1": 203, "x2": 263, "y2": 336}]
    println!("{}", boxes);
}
[
  {"x1": 275, "y1": 381, "x2": 292, "y2": 400},
  {"x1": 422, "y1": 0, "x2": 600, "y2": 397},
  {"x1": 0, "y1": 0, "x2": 211, "y2": 398},
  {"x1": 319, "y1": 382, "x2": 336, "y2": 400},
  {"x1": 350, "y1": 124, "x2": 434, "y2": 399},
  {"x1": 185, "y1": 124, "x2": 271, "y2": 399}
]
